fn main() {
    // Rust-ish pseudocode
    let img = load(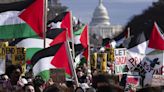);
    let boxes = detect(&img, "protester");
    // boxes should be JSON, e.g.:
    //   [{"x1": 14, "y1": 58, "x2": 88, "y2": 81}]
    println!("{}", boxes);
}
[
  {"x1": 76, "y1": 67, "x2": 87, "y2": 83},
  {"x1": 33, "y1": 75, "x2": 46, "y2": 92},
  {"x1": 2, "y1": 65, "x2": 23, "y2": 92},
  {"x1": 75, "y1": 87, "x2": 85, "y2": 92},
  {"x1": 43, "y1": 84, "x2": 64, "y2": 92},
  {"x1": 23, "y1": 83, "x2": 35, "y2": 92}
]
